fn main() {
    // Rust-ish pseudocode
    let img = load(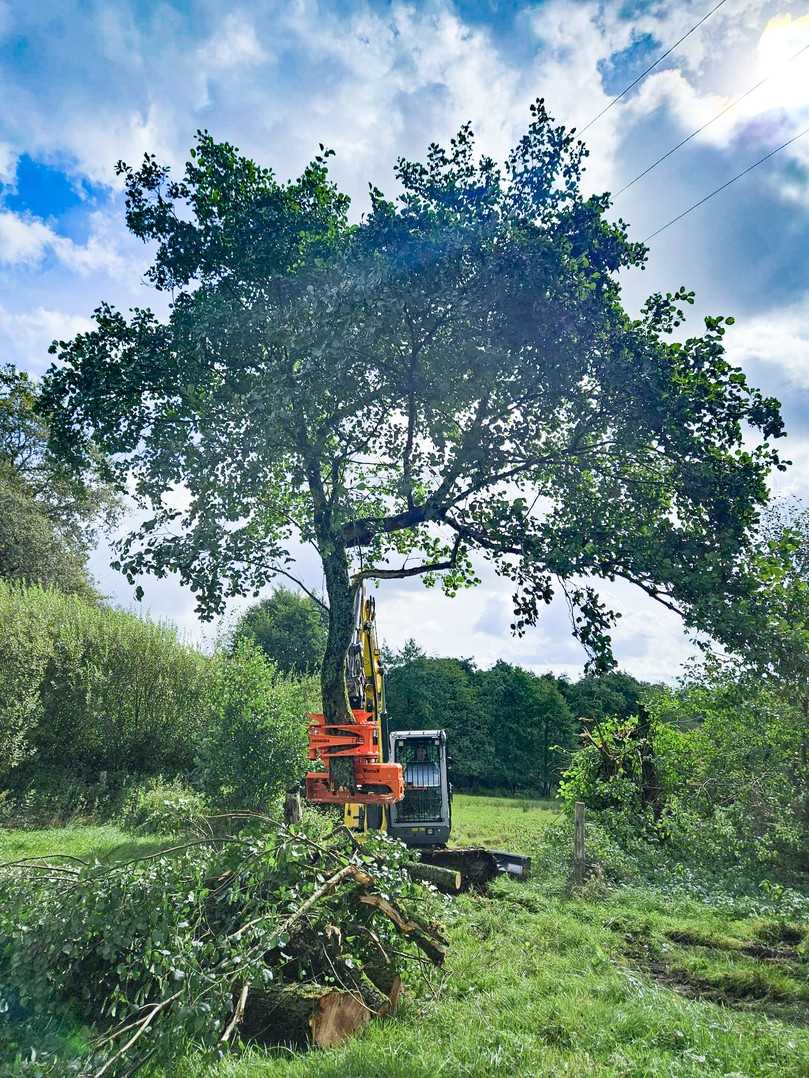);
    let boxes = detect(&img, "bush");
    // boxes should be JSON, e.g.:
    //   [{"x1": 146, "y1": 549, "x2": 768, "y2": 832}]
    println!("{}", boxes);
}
[
  {"x1": 0, "y1": 582, "x2": 211, "y2": 794},
  {"x1": 196, "y1": 639, "x2": 317, "y2": 813},
  {"x1": 0, "y1": 583, "x2": 55, "y2": 783},
  {"x1": 559, "y1": 669, "x2": 809, "y2": 885},
  {"x1": 119, "y1": 778, "x2": 210, "y2": 835}
]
